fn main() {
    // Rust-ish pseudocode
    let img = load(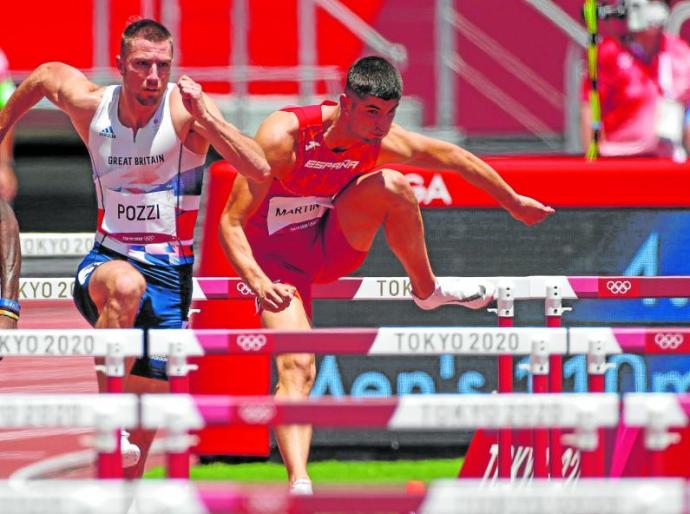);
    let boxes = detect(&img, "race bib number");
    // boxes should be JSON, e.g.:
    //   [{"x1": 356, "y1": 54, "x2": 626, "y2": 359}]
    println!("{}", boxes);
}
[
  {"x1": 101, "y1": 189, "x2": 177, "y2": 244},
  {"x1": 266, "y1": 196, "x2": 332, "y2": 235},
  {"x1": 655, "y1": 98, "x2": 684, "y2": 144}
]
